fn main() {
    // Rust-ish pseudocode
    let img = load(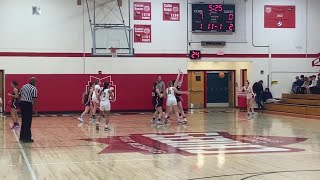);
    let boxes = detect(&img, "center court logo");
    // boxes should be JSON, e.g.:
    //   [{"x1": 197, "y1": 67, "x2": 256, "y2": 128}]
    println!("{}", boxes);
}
[
  {"x1": 87, "y1": 75, "x2": 117, "y2": 102},
  {"x1": 81, "y1": 132, "x2": 307, "y2": 155}
]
